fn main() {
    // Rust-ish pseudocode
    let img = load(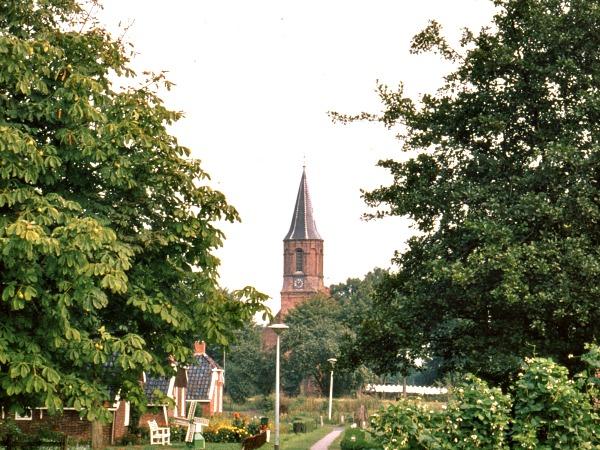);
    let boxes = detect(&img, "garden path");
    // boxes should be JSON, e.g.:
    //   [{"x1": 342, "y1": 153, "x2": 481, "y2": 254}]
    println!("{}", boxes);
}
[{"x1": 310, "y1": 427, "x2": 344, "y2": 450}]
